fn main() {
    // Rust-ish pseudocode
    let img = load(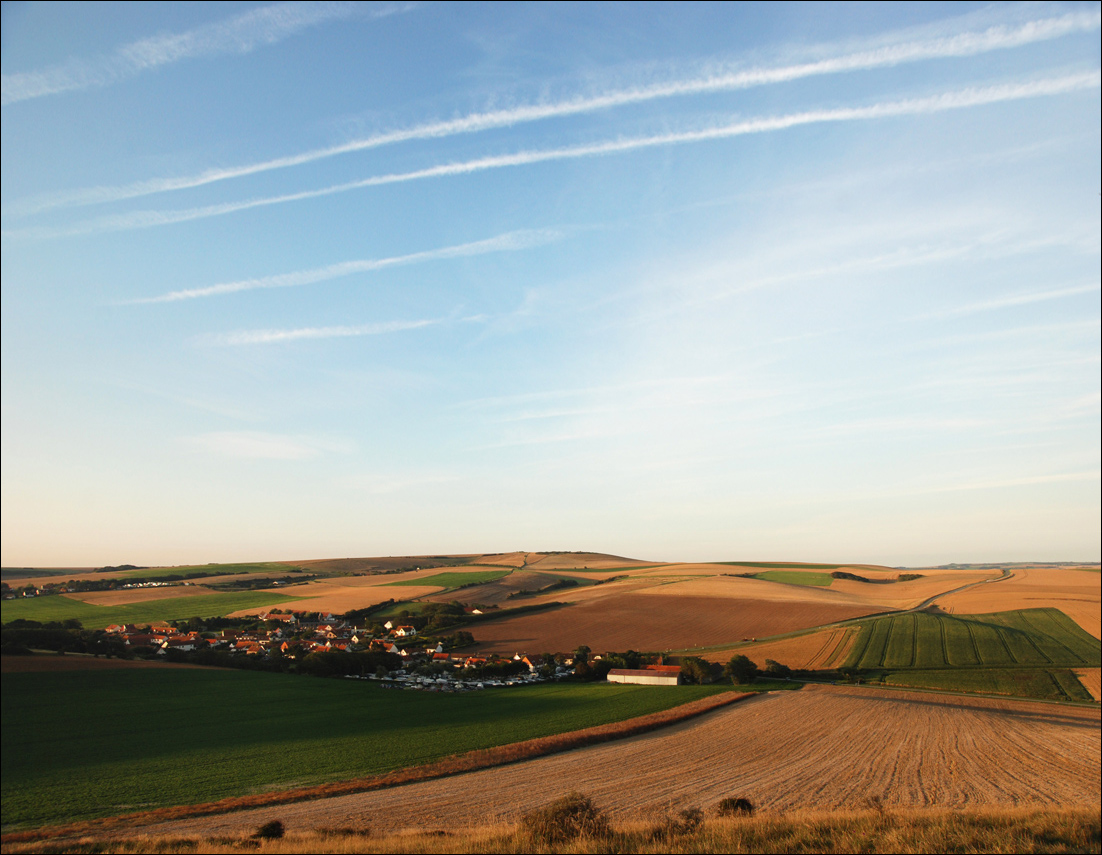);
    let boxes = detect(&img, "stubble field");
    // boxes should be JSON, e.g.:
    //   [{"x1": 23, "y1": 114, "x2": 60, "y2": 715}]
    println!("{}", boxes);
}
[{"x1": 99, "y1": 684, "x2": 1100, "y2": 840}]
